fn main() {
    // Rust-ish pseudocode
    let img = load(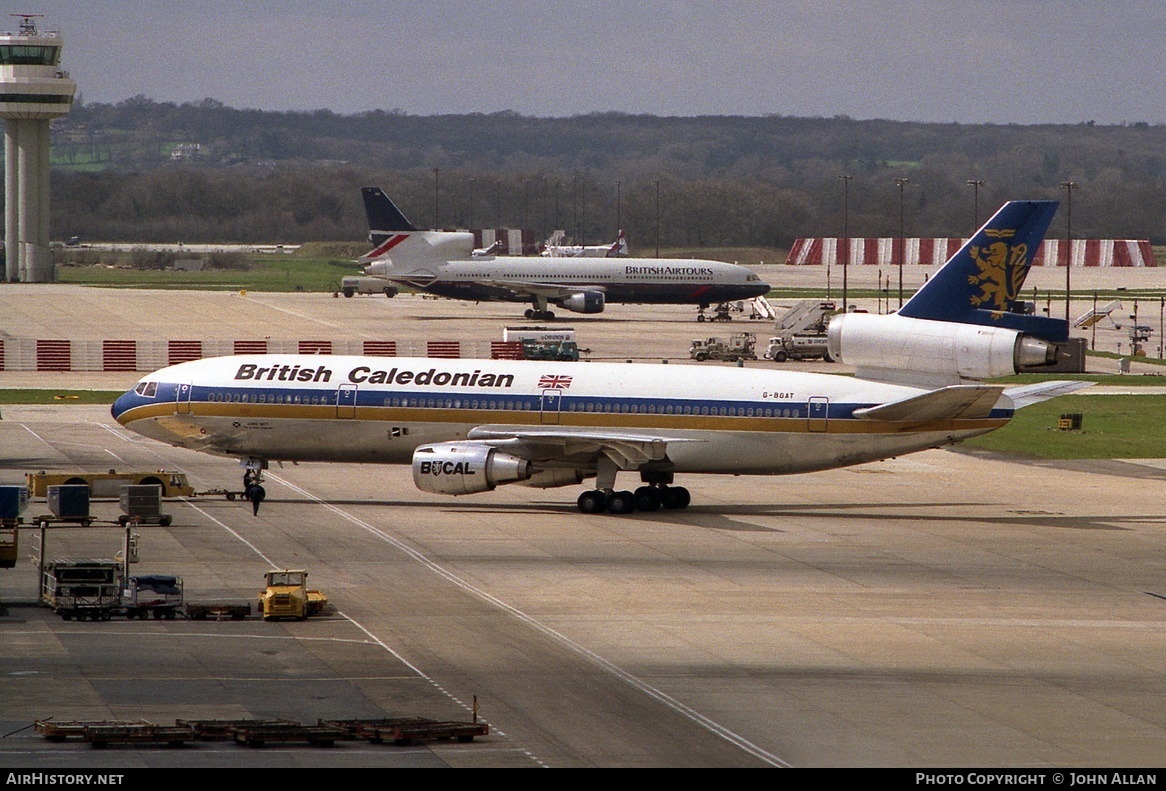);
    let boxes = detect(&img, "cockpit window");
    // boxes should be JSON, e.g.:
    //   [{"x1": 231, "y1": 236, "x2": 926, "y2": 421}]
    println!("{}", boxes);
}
[{"x1": 134, "y1": 381, "x2": 158, "y2": 398}]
